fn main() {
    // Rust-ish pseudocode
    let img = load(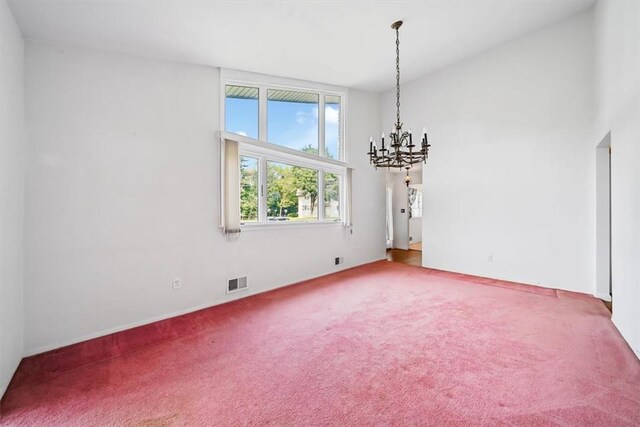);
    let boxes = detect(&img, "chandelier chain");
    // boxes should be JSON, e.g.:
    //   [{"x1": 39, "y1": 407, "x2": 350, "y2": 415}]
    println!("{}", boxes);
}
[{"x1": 396, "y1": 27, "x2": 400, "y2": 129}]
